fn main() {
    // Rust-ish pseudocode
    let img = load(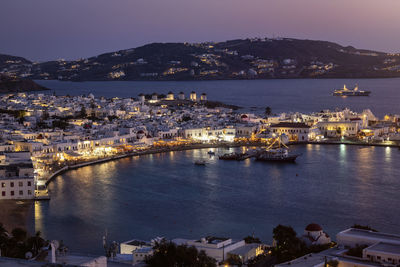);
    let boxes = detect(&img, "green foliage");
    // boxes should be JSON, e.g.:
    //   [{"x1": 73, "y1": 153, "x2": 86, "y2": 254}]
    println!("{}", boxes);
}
[
  {"x1": 265, "y1": 106, "x2": 272, "y2": 116},
  {"x1": 0, "y1": 109, "x2": 27, "y2": 119},
  {"x1": 351, "y1": 224, "x2": 378, "y2": 232},
  {"x1": 52, "y1": 120, "x2": 69, "y2": 130},
  {"x1": 0, "y1": 223, "x2": 47, "y2": 259},
  {"x1": 79, "y1": 106, "x2": 87, "y2": 118},
  {"x1": 181, "y1": 115, "x2": 192, "y2": 122},
  {"x1": 271, "y1": 225, "x2": 307, "y2": 263},
  {"x1": 346, "y1": 244, "x2": 368, "y2": 258},
  {"x1": 145, "y1": 240, "x2": 216, "y2": 267}
]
